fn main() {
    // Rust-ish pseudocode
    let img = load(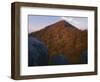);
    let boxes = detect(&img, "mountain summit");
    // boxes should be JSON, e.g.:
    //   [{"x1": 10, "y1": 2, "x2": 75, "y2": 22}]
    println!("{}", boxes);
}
[
  {"x1": 42, "y1": 20, "x2": 80, "y2": 31},
  {"x1": 30, "y1": 20, "x2": 87, "y2": 64},
  {"x1": 49, "y1": 20, "x2": 78, "y2": 28}
]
